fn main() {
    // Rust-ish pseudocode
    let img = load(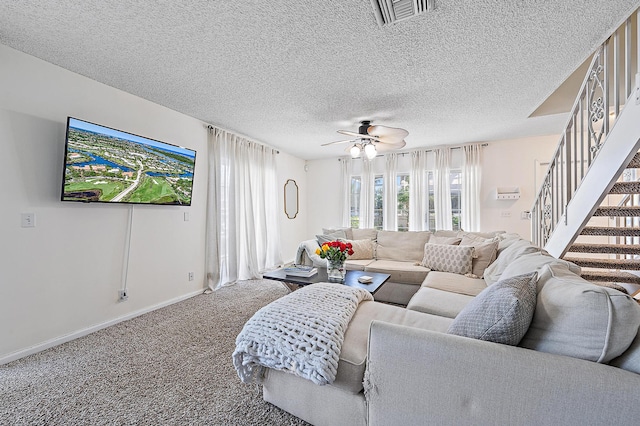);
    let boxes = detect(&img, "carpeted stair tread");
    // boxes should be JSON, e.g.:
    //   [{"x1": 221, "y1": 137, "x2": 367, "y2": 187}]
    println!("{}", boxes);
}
[
  {"x1": 626, "y1": 152, "x2": 640, "y2": 169},
  {"x1": 608, "y1": 182, "x2": 640, "y2": 194},
  {"x1": 567, "y1": 243, "x2": 640, "y2": 254},
  {"x1": 564, "y1": 257, "x2": 640, "y2": 270},
  {"x1": 579, "y1": 270, "x2": 640, "y2": 284},
  {"x1": 581, "y1": 226, "x2": 640, "y2": 236},
  {"x1": 594, "y1": 206, "x2": 640, "y2": 217}
]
